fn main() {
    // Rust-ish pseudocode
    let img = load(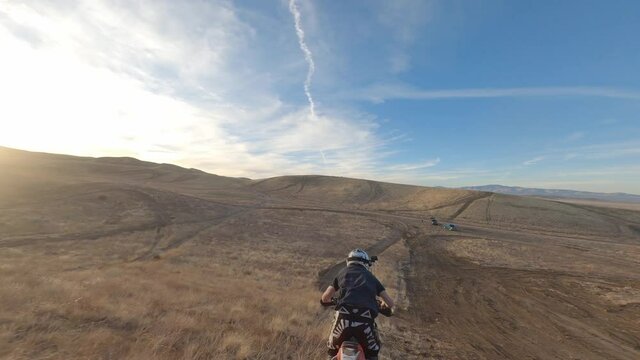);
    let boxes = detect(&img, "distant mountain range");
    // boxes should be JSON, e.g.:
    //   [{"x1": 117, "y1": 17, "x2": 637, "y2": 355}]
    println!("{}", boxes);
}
[{"x1": 463, "y1": 185, "x2": 640, "y2": 203}]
